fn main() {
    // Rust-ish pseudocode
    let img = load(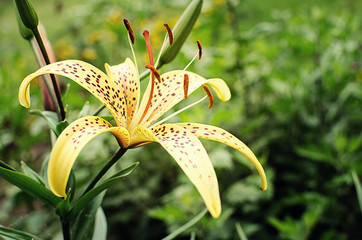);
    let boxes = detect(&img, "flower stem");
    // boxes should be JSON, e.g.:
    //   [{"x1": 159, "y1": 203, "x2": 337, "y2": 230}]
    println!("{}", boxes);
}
[
  {"x1": 61, "y1": 219, "x2": 71, "y2": 240},
  {"x1": 82, "y1": 147, "x2": 128, "y2": 196},
  {"x1": 32, "y1": 27, "x2": 66, "y2": 121}
]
